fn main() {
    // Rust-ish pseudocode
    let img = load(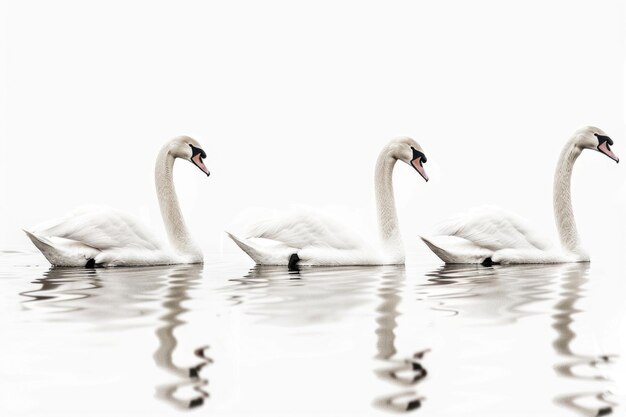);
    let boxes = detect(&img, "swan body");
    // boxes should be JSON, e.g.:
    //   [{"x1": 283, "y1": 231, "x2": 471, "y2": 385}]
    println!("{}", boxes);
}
[
  {"x1": 227, "y1": 137, "x2": 429, "y2": 266},
  {"x1": 227, "y1": 207, "x2": 383, "y2": 266},
  {"x1": 420, "y1": 206, "x2": 574, "y2": 264},
  {"x1": 25, "y1": 136, "x2": 210, "y2": 267},
  {"x1": 420, "y1": 126, "x2": 618, "y2": 264}
]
